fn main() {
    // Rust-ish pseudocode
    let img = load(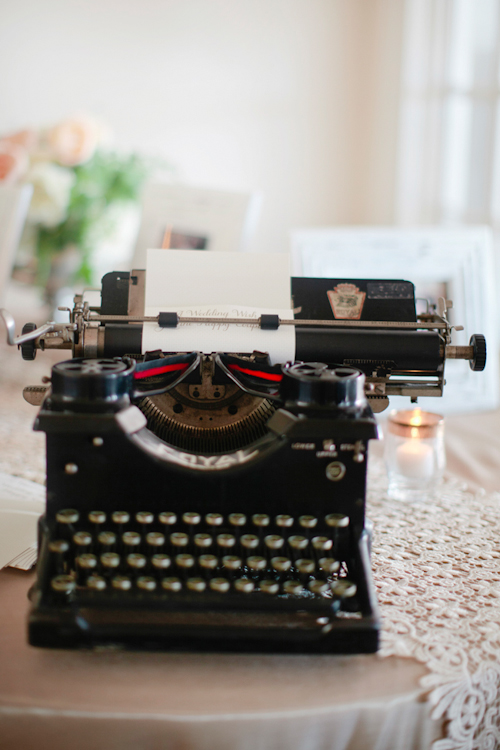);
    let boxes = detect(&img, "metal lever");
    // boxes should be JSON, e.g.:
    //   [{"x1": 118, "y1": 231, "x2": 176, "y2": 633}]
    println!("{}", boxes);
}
[{"x1": 0, "y1": 309, "x2": 56, "y2": 346}]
